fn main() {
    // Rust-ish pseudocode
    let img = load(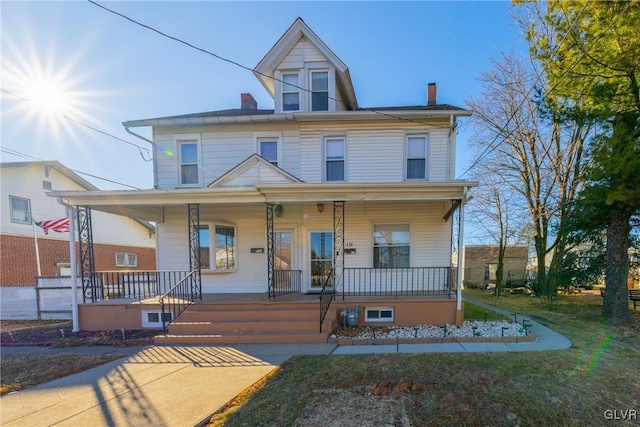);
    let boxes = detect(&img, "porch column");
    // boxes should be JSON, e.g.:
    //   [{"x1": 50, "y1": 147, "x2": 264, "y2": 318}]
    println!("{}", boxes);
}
[
  {"x1": 77, "y1": 206, "x2": 95, "y2": 303},
  {"x1": 333, "y1": 201, "x2": 345, "y2": 297},
  {"x1": 187, "y1": 204, "x2": 202, "y2": 300},
  {"x1": 266, "y1": 203, "x2": 275, "y2": 300},
  {"x1": 456, "y1": 189, "x2": 468, "y2": 324}
]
